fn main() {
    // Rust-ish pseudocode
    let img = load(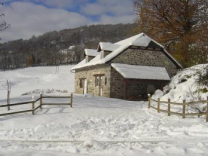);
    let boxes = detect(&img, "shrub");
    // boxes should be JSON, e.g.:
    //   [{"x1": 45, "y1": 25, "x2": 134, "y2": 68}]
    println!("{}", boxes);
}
[{"x1": 197, "y1": 66, "x2": 208, "y2": 87}]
